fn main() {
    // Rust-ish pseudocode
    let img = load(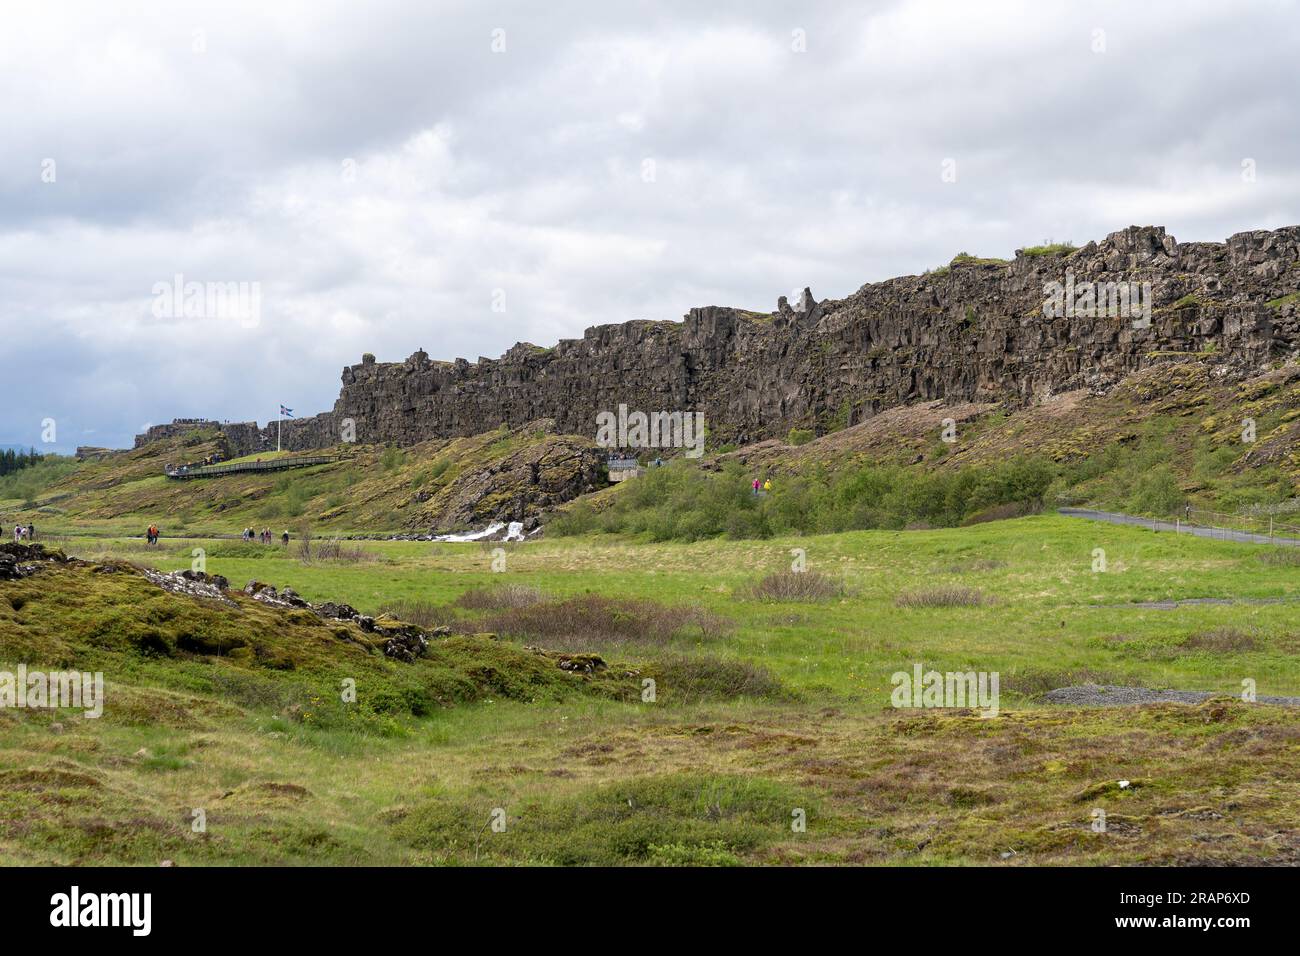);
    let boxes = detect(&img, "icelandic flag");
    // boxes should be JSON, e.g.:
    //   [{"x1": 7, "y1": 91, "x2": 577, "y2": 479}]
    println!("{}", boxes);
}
[{"x1": 280, "y1": 404, "x2": 294, "y2": 418}]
